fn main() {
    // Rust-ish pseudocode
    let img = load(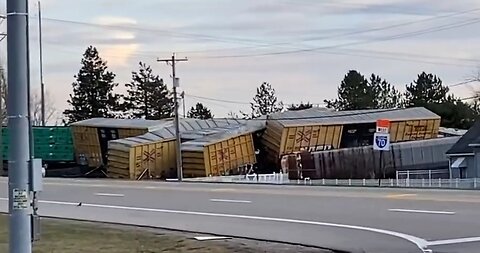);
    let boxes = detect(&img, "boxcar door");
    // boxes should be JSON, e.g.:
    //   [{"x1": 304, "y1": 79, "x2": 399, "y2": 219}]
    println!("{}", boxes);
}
[
  {"x1": 97, "y1": 127, "x2": 120, "y2": 165},
  {"x1": 340, "y1": 123, "x2": 376, "y2": 148}
]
